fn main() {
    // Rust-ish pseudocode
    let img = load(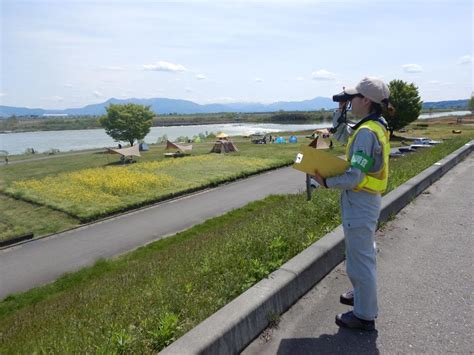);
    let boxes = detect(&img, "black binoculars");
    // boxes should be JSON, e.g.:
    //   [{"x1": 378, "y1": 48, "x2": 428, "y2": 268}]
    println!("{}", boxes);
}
[{"x1": 332, "y1": 91, "x2": 363, "y2": 102}]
